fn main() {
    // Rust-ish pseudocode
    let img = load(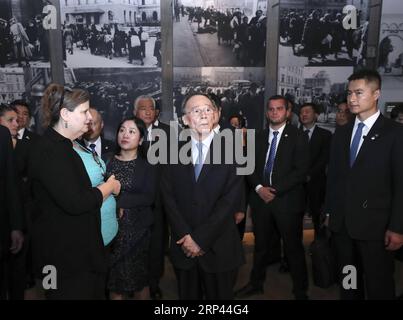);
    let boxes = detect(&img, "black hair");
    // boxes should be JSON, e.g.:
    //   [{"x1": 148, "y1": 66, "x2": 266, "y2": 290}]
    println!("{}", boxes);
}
[
  {"x1": 300, "y1": 102, "x2": 320, "y2": 114},
  {"x1": 10, "y1": 100, "x2": 31, "y2": 117},
  {"x1": 267, "y1": 95, "x2": 288, "y2": 109},
  {"x1": 0, "y1": 104, "x2": 17, "y2": 117},
  {"x1": 114, "y1": 116, "x2": 146, "y2": 159},
  {"x1": 348, "y1": 69, "x2": 382, "y2": 90}
]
